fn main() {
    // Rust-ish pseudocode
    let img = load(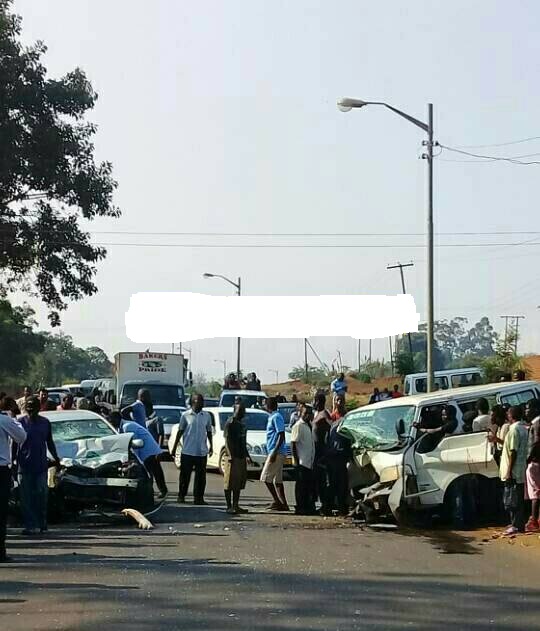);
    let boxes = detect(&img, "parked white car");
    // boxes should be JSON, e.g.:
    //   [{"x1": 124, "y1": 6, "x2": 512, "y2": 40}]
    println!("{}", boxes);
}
[
  {"x1": 343, "y1": 380, "x2": 540, "y2": 524},
  {"x1": 168, "y1": 407, "x2": 293, "y2": 474}
]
